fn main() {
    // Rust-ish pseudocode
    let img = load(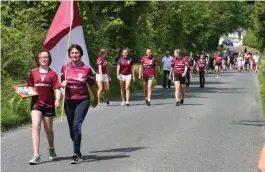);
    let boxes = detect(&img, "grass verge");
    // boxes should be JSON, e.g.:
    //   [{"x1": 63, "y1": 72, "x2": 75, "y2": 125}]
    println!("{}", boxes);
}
[{"x1": 258, "y1": 54, "x2": 265, "y2": 116}]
